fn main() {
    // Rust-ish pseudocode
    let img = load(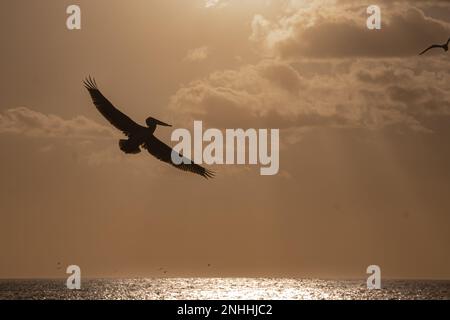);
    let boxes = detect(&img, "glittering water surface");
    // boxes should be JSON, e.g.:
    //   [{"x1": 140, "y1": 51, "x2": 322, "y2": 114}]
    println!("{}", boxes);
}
[{"x1": 0, "y1": 279, "x2": 449, "y2": 300}]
